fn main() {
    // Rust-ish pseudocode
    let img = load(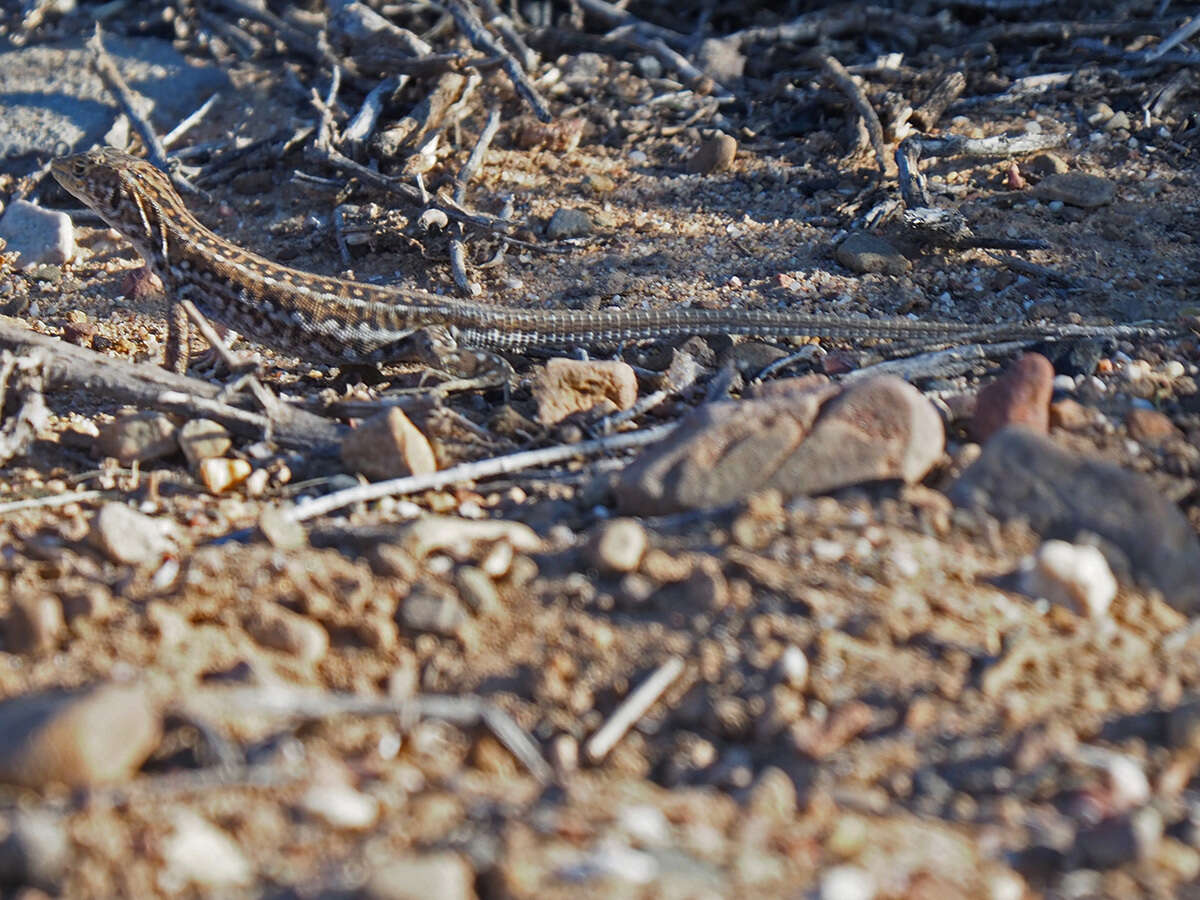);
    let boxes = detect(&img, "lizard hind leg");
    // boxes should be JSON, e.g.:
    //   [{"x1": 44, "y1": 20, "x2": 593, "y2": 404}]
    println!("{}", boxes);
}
[{"x1": 376, "y1": 326, "x2": 514, "y2": 392}]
